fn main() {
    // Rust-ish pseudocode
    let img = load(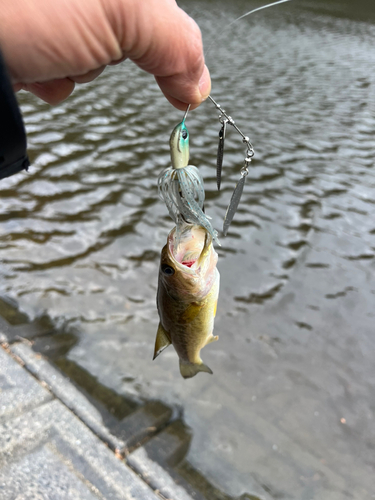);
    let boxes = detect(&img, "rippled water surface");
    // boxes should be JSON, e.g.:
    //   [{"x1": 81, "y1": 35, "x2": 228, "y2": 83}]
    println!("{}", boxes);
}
[{"x1": 1, "y1": 1, "x2": 375, "y2": 498}]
